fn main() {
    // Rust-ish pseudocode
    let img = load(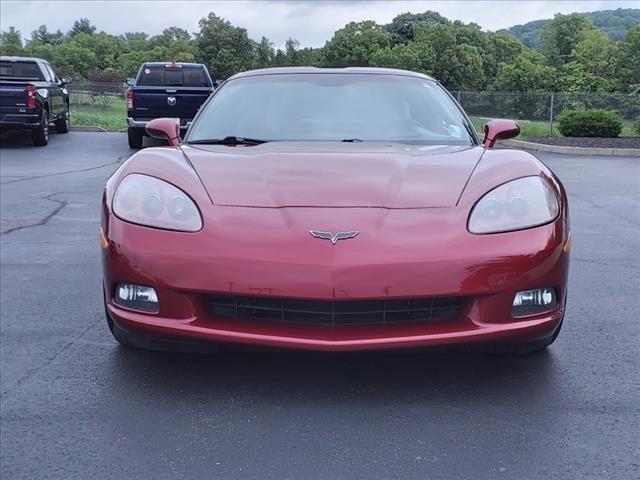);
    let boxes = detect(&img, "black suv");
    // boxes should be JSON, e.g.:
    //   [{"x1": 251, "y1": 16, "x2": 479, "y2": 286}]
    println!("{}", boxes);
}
[{"x1": 0, "y1": 56, "x2": 71, "y2": 146}]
